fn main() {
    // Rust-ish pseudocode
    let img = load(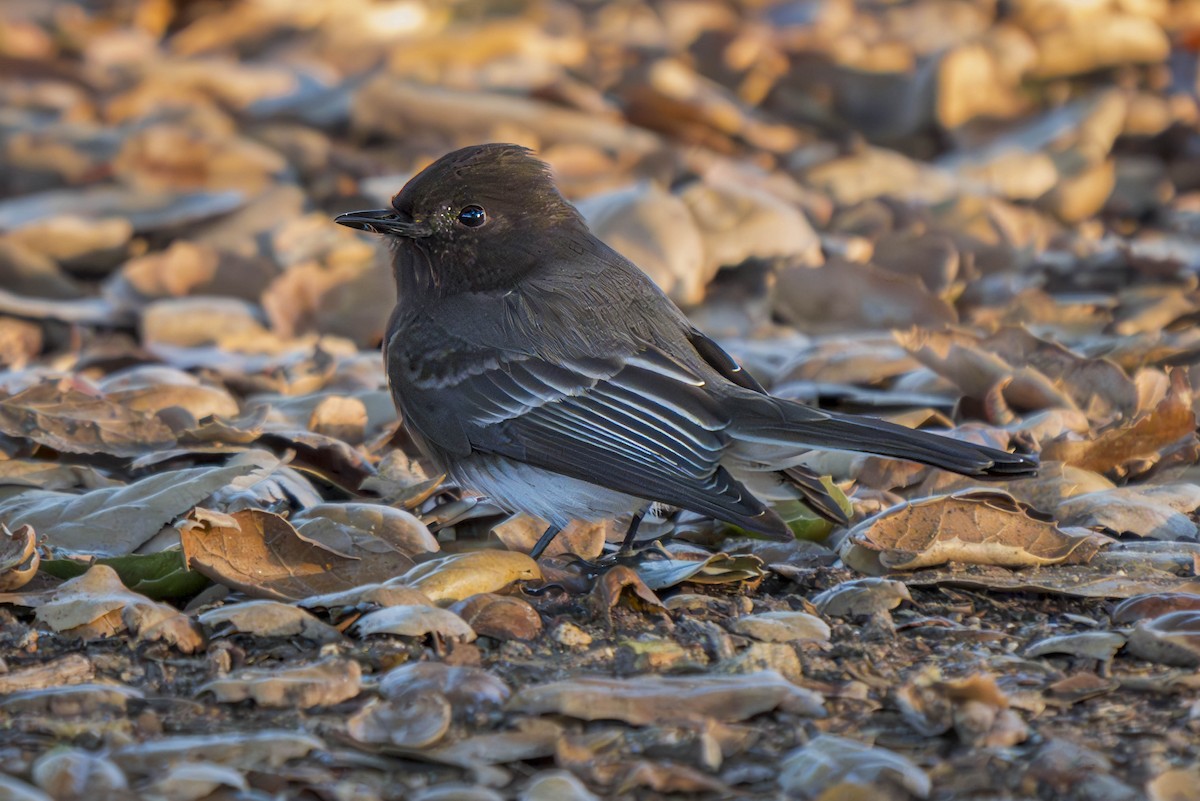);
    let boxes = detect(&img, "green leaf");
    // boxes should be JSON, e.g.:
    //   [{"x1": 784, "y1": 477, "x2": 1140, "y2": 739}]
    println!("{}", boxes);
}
[{"x1": 39, "y1": 549, "x2": 209, "y2": 600}]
